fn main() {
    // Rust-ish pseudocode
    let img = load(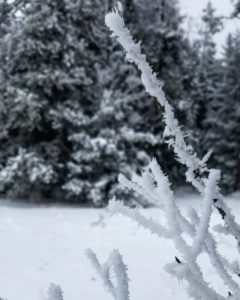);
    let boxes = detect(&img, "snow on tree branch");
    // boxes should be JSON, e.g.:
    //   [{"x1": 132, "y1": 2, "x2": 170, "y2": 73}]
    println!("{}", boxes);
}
[
  {"x1": 94, "y1": 4, "x2": 240, "y2": 299},
  {"x1": 109, "y1": 200, "x2": 170, "y2": 239},
  {"x1": 109, "y1": 167, "x2": 240, "y2": 298},
  {"x1": 86, "y1": 249, "x2": 130, "y2": 300},
  {"x1": 105, "y1": 4, "x2": 240, "y2": 251},
  {"x1": 191, "y1": 169, "x2": 220, "y2": 260}
]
